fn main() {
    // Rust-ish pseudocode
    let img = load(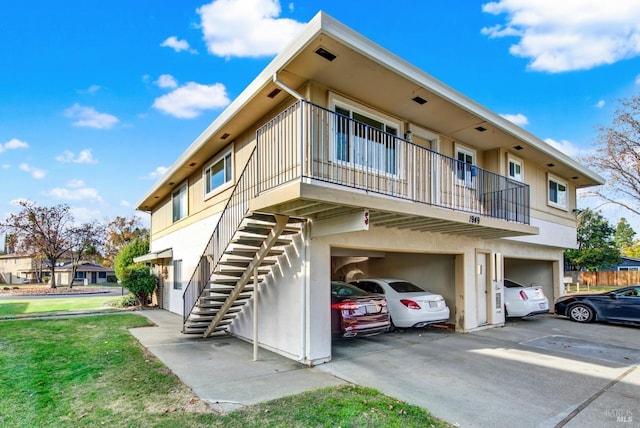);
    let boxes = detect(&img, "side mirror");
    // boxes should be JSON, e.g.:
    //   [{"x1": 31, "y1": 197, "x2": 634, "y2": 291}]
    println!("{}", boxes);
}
[{"x1": 608, "y1": 293, "x2": 618, "y2": 299}]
